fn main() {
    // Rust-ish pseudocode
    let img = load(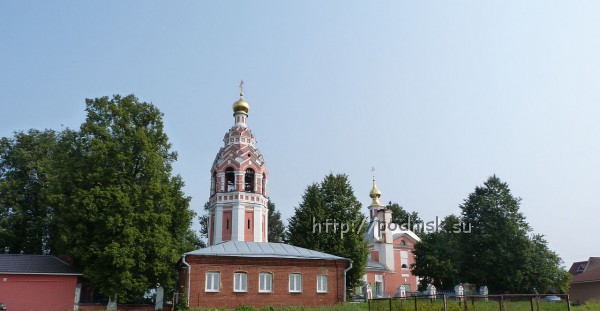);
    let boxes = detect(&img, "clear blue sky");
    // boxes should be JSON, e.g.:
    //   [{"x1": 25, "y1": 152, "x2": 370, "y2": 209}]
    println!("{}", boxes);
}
[{"x1": 1, "y1": 1, "x2": 598, "y2": 266}]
